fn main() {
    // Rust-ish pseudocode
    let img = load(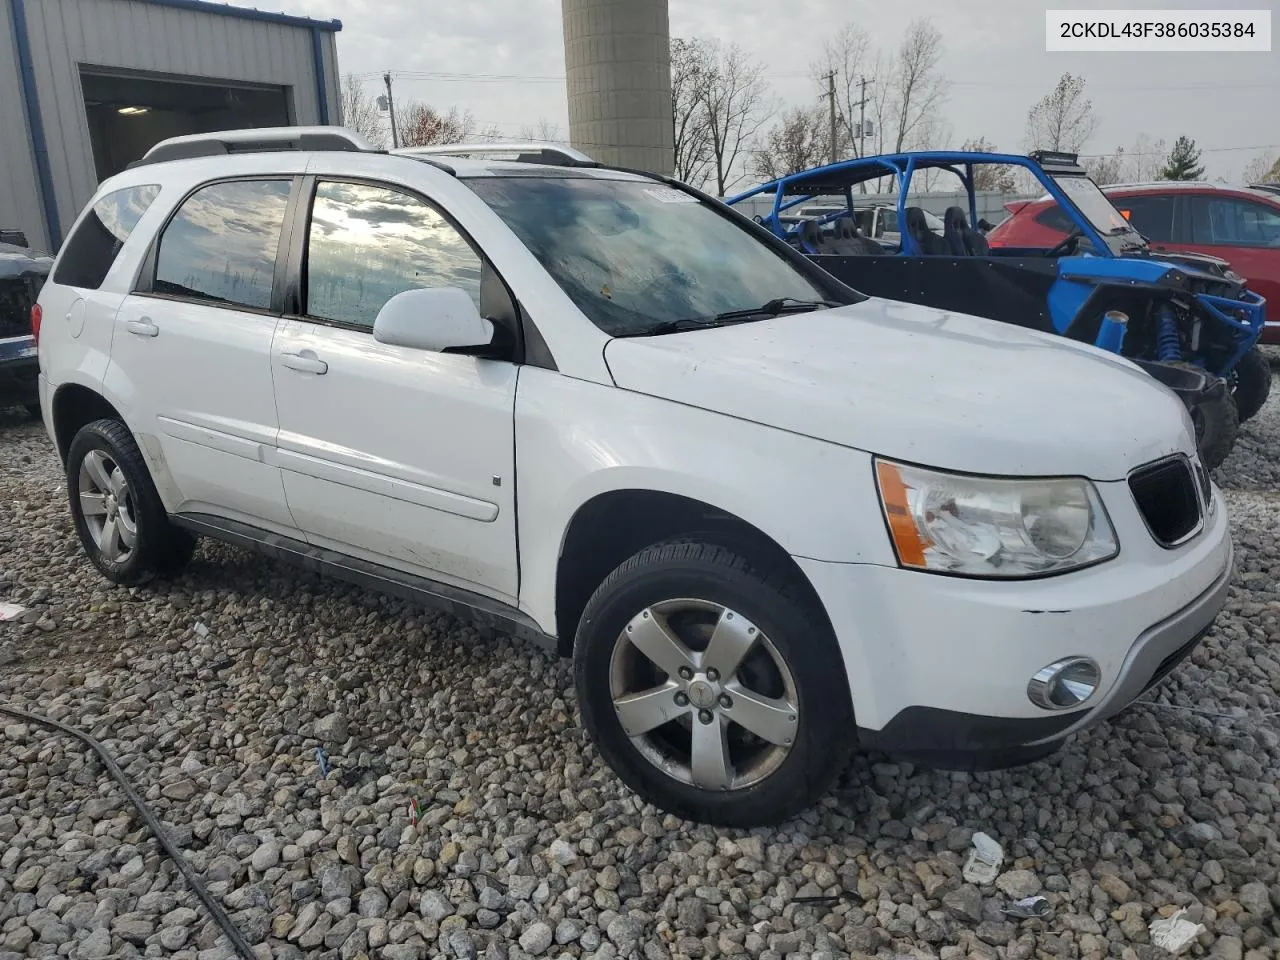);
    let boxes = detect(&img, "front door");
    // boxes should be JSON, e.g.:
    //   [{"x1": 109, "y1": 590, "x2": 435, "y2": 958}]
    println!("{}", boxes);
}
[
  {"x1": 110, "y1": 177, "x2": 297, "y2": 532},
  {"x1": 270, "y1": 178, "x2": 519, "y2": 600},
  {"x1": 1175, "y1": 193, "x2": 1280, "y2": 329}
]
